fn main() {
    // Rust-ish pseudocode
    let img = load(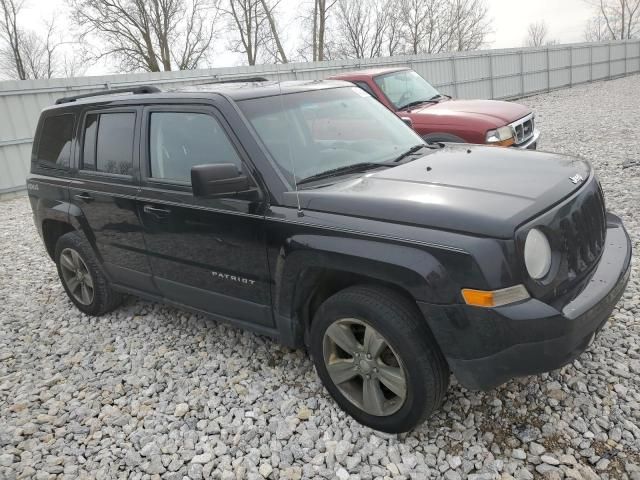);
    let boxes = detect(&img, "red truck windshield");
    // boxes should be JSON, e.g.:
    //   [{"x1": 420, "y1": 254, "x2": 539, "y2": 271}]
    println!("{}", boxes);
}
[
  {"x1": 374, "y1": 70, "x2": 441, "y2": 110},
  {"x1": 238, "y1": 87, "x2": 423, "y2": 186}
]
